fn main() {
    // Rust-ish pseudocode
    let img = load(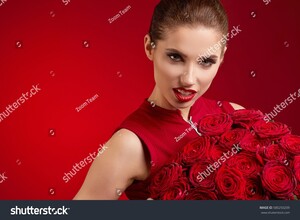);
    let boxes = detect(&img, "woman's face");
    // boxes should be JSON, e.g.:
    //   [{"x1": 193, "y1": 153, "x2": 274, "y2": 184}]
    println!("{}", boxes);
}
[{"x1": 145, "y1": 26, "x2": 226, "y2": 110}]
